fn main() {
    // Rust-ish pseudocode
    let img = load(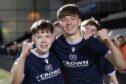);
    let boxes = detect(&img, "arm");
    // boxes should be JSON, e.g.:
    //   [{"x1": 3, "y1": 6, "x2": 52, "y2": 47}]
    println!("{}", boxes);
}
[
  {"x1": 11, "y1": 55, "x2": 26, "y2": 84},
  {"x1": 108, "y1": 72, "x2": 119, "y2": 84},
  {"x1": 105, "y1": 39, "x2": 126, "y2": 70},
  {"x1": 97, "y1": 29, "x2": 126, "y2": 70},
  {"x1": 11, "y1": 41, "x2": 33, "y2": 84},
  {"x1": 103, "y1": 58, "x2": 119, "y2": 84}
]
